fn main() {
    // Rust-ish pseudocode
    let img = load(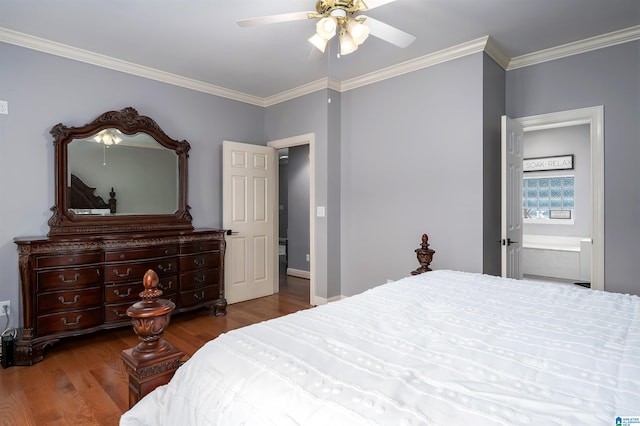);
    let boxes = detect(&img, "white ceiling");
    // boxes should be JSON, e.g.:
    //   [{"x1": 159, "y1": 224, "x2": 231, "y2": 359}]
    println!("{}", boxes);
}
[{"x1": 1, "y1": 0, "x2": 639, "y2": 103}]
